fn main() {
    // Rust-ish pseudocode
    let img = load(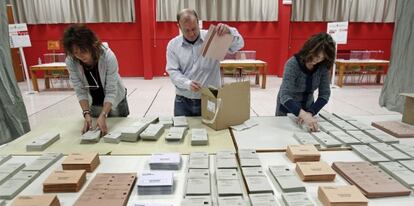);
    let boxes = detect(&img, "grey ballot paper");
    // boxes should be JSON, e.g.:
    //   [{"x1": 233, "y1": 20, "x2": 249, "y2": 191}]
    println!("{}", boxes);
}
[
  {"x1": 293, "y1": 132, "x2": 320, "y2": 147},
  {"x1": 242, "y1": 167, "x2": 273, "y2": 194},
  {"x1": 351, "y1": 145, "x2": 389, "y2": 163},
  {"x1": 347, "y1": 131, "x2": 378, "y2": 144},
  {"x1": 216, "y1": 151, "x2": 238, "y2": 169},
  {"x1": 80, "y1": 129, "x2": 101, "y2": 144},
  {"x1": 364, "y1": 129, "x2": 399, "y2": 144},
  {"x1": 0, "y1": 155, "x2": 11, "y2": 166},
  {"x1": 249, "y1": 193, "x2": 278, "y2": 206},
  {"x1": 329, "y1": 130, "x2": 361, "y2": 145},
  {"x1": 238, "y1": 149, "x2": 261, "y2": 167},
  {"x1": 369, "y1": 143, "x2": 411, "y2": 161},
  {"x1": 268, "y1": 165, "x2": 306, "y2": 193},
  {"x1": 311, "y1": 131, "x2": 342, "y2": 147},
  {"x1": 120, "y1": 121, "x2": 149, "y2": 142},
  {"x1": 282, "y1": 192, "x2": 315, "y2": 206},
  {"x1": 216, "y1": 168, "x2": 243, "y2": 196},
  {"x1": 191, "y1": 128, "x2": 208, "y2": 146},
  {"x1": 181, "y1": 196, "x2": 212, "y2": 206},
  {"x1": 185, "y1": 169, "x2": 211, "y2": 196},
  {"x1": 188, "y1": 152, "x2": 209, "y2": 169},
  {"x1": 26, "y1": 132, "x2": 60, "y2": 151},
  {"x1": 165, "y1": 127, "x2": 187, "y2": 141},
  {"x1": 0, "y1": 163, "x2": 26, "y2": 185},
  {"x1": 140, "y1": 123, "x2": 165, "y2": 140},
  {"x1": 103, "y1": 132, "x2": 122, "y2": 144},
  {"x1": 159, "y1": 116, "x2": 173, "y2": 128},
  {"x1": 218, "y1": 196, "x2": 248, "y2": 206},
  {"x1": 0, "y1": 171, "x2": 40, "y2": 200},
  {"x1": 23, "y1": 153, "x2": 63, "y2": 172},
  {"x1": 173, "y1": 116, "x2": 188, "y2": 127},
  {"x1": 378, "y1": 161, "x2": 414, "y2": 187}
]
